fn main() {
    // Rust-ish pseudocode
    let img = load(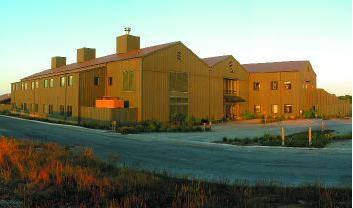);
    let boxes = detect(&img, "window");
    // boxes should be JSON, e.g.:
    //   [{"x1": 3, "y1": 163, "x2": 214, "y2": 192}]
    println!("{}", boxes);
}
[
  {"x1": 44, "y1": 80, "x2": 48, "y2": 88},
  {"x1": 271, "y1": 81, "x2": 278, "y2": 90},
  {"x1": 34, "y1": 104, "x2": 38, "y2": 113},
  {"x1": 60, "y1": 77, "x2": 65, "y2": 87},
  {"x1": 16, "y1": 83, "x2": 19, "y2": 90},
  {"x1": 35, "y1": 81, "x2": 39, "y2": 88},
  {"x1": 272, "y1": 104, "x2": 278, "y2": 114},
  {"x1": 30, "y1": 103, "x2": 34, "y2": 112},
  {"x1": 169, "y1": 72, "x2": 188, "y2": 92},
  {"x1": 49, "y1": 105, "x2": 53, "y2": 115},
  {"x1": 21, "y1": 83, "x2": 24, "y2": 90},
  {"x1": 24, "y1": 83, "x2": 28, "y2": 90},
  {"x1": 254, "y1": 105, "x2": 261, "y2": 113},
  {"x1": 50, "y1": 79, "x2": 54, "y2": 88},
  {"x1": 253, "y1": 82, "x2": 260, "y2": 91},
  {"x1": 223, "y1": 79, "x2": 237, "y2": 95},
  {"x1": 68, "y1": 76, "x2": 73, "y2": 87},
  {"x1": 169, "y1": 97, "x2": 188, "y2": 119},
  {"x1": 123, "y1": 71, "x2": 135, "y2": 91},
  {"x1": 59, "y1": 105, "x2": 65, "y2": 116},
  {"x1": 108, "y1": 77, "x2": 113, "y2": 86},
  {"x1": 31, "y1": 82, "x2": 34, "y2": 89},
  {"x1": 284, "y1": 81, "x2": 292, "y2": 90},
  {"x1": 94, "y1": 77, "x2": 99, "y2": 86},
  {"x1": 284, "y1": 104, "x2": 292, "y2": 113},
  {"x1": 43, "y1": 104, "x2": 48, "y2": 114},
  {"x1": 67, "y1": 106, "x2": 72, "y2": 117}
]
